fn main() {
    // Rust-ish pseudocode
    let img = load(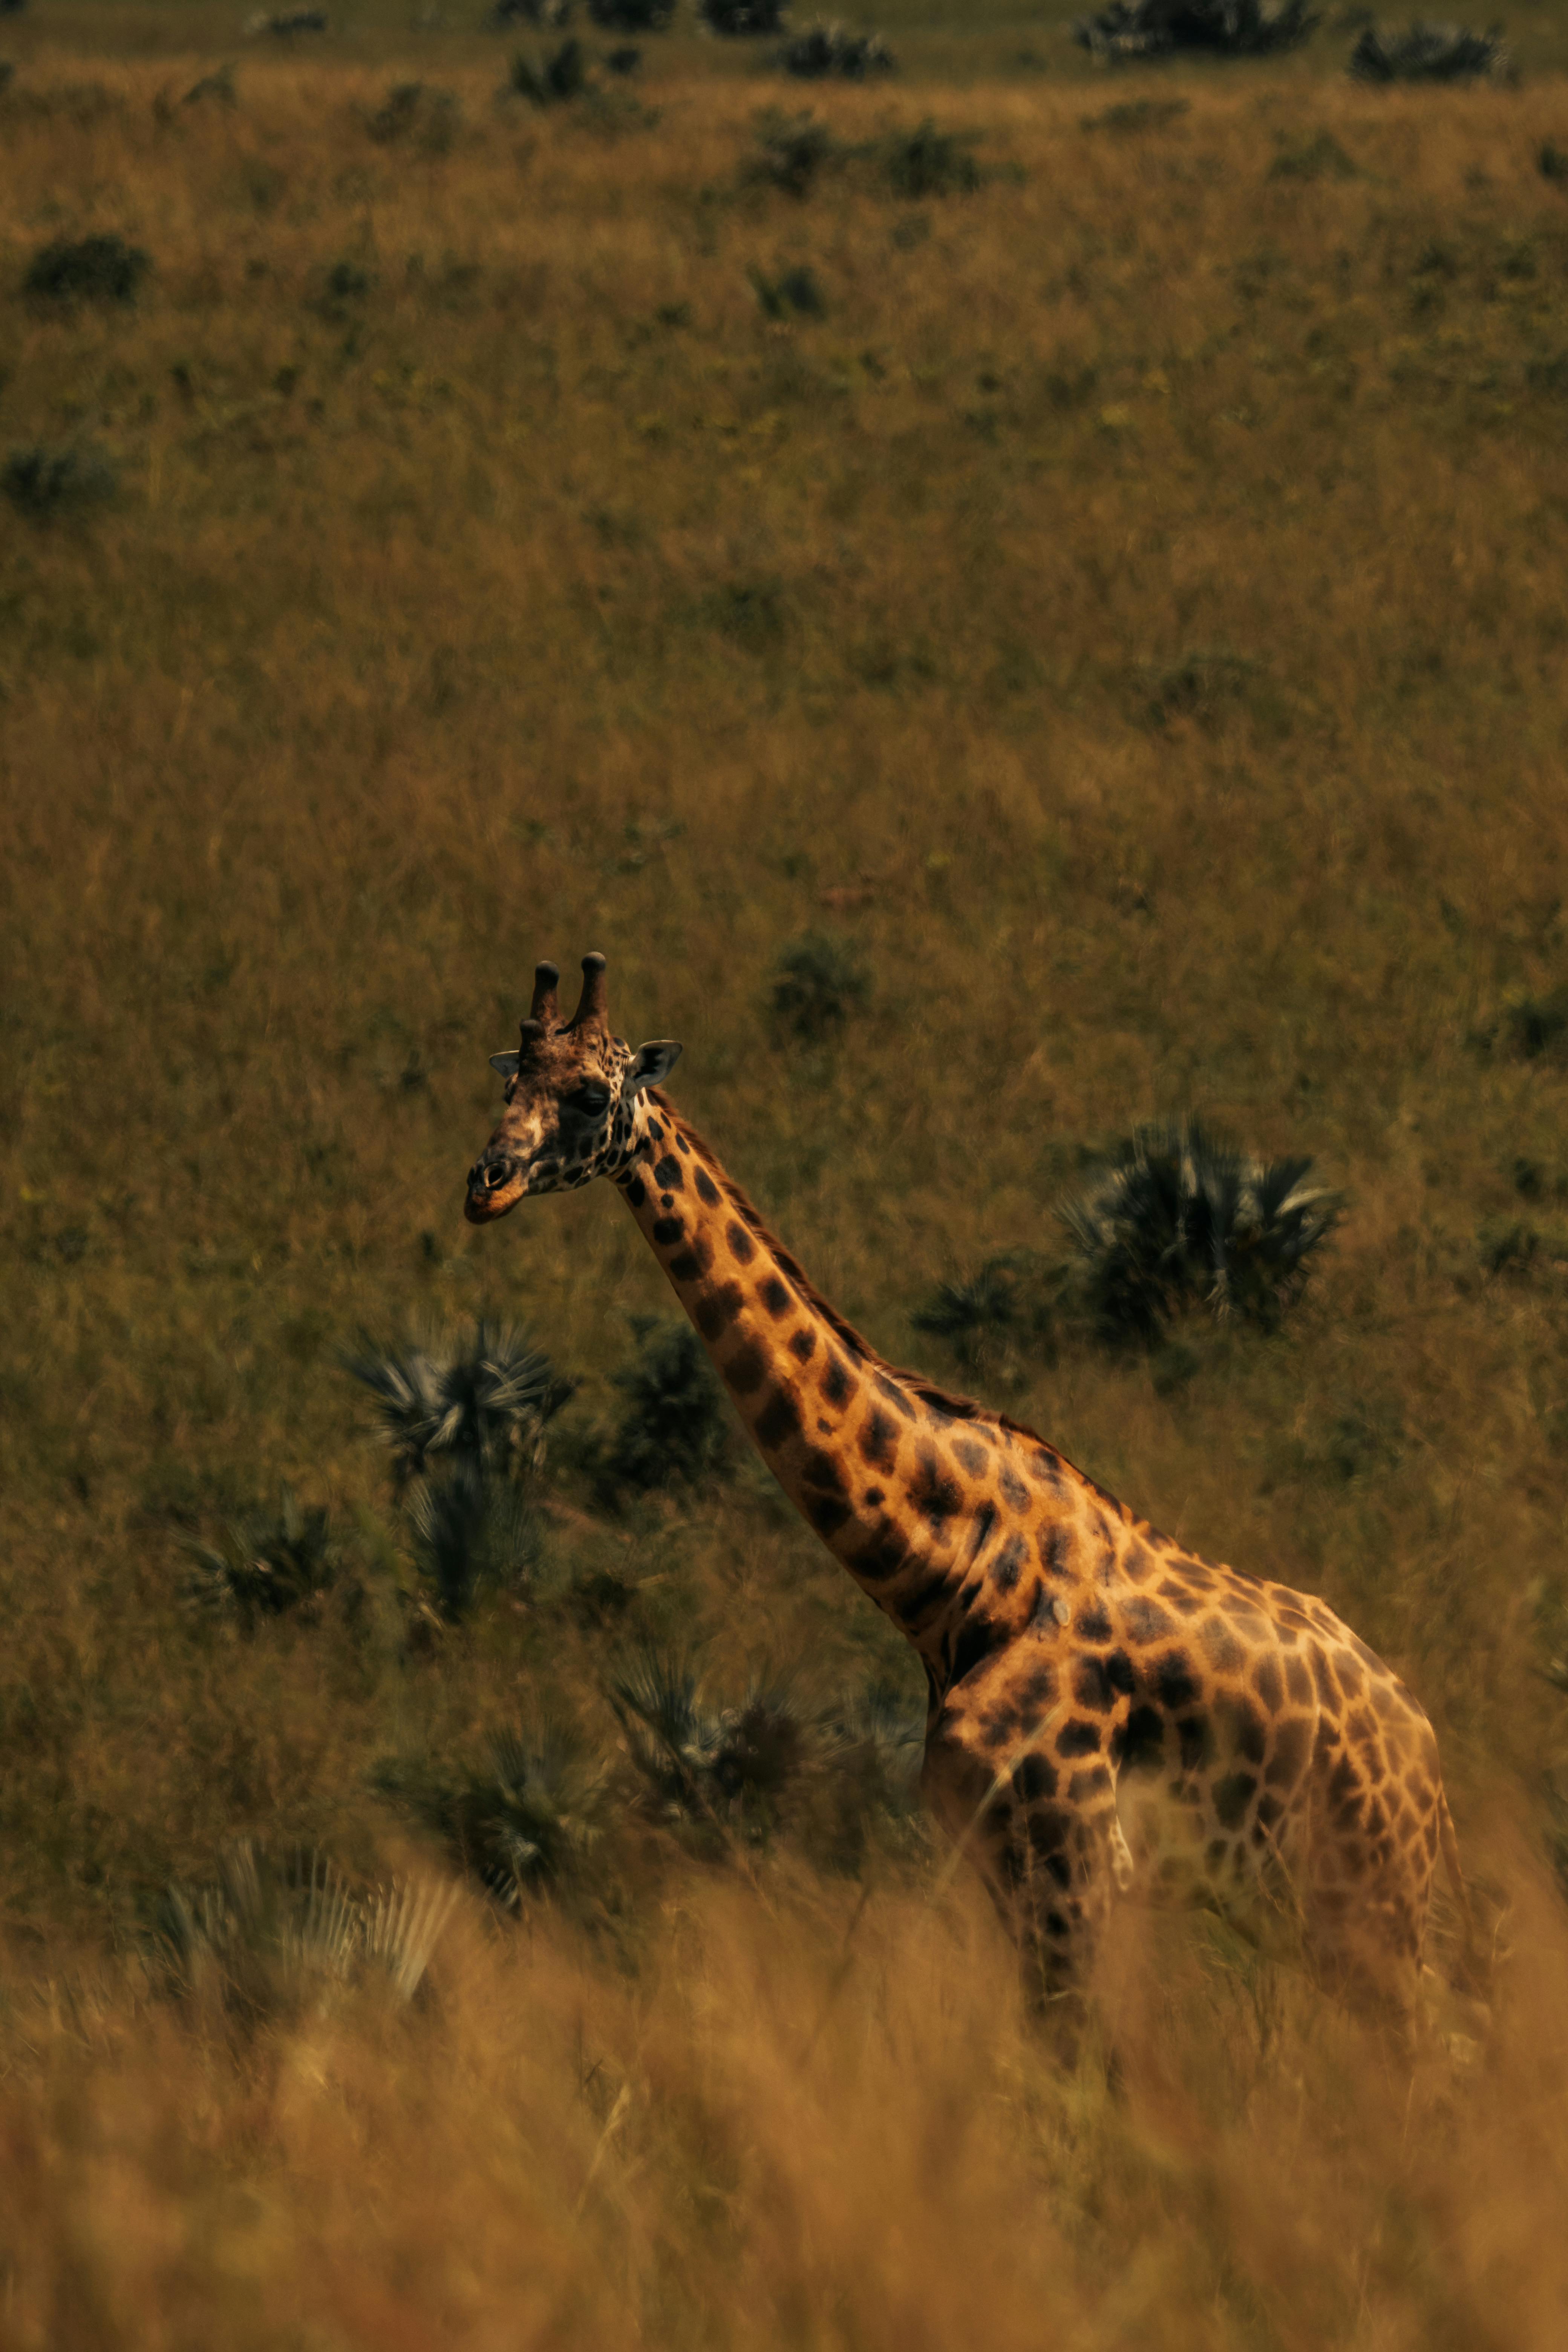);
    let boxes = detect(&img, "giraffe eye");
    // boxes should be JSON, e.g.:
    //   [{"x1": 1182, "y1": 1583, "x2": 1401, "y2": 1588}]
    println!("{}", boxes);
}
[{"x1": 571, "y1": 1084, "x2": 611, "y2": 1118}]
